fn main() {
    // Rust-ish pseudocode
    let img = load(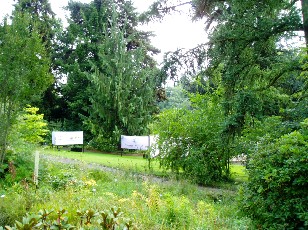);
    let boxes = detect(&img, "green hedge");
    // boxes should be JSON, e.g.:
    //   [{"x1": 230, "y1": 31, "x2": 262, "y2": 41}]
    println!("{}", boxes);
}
[{"x1": 239, "y1": 119, "x2": 308, "y2": 229}]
